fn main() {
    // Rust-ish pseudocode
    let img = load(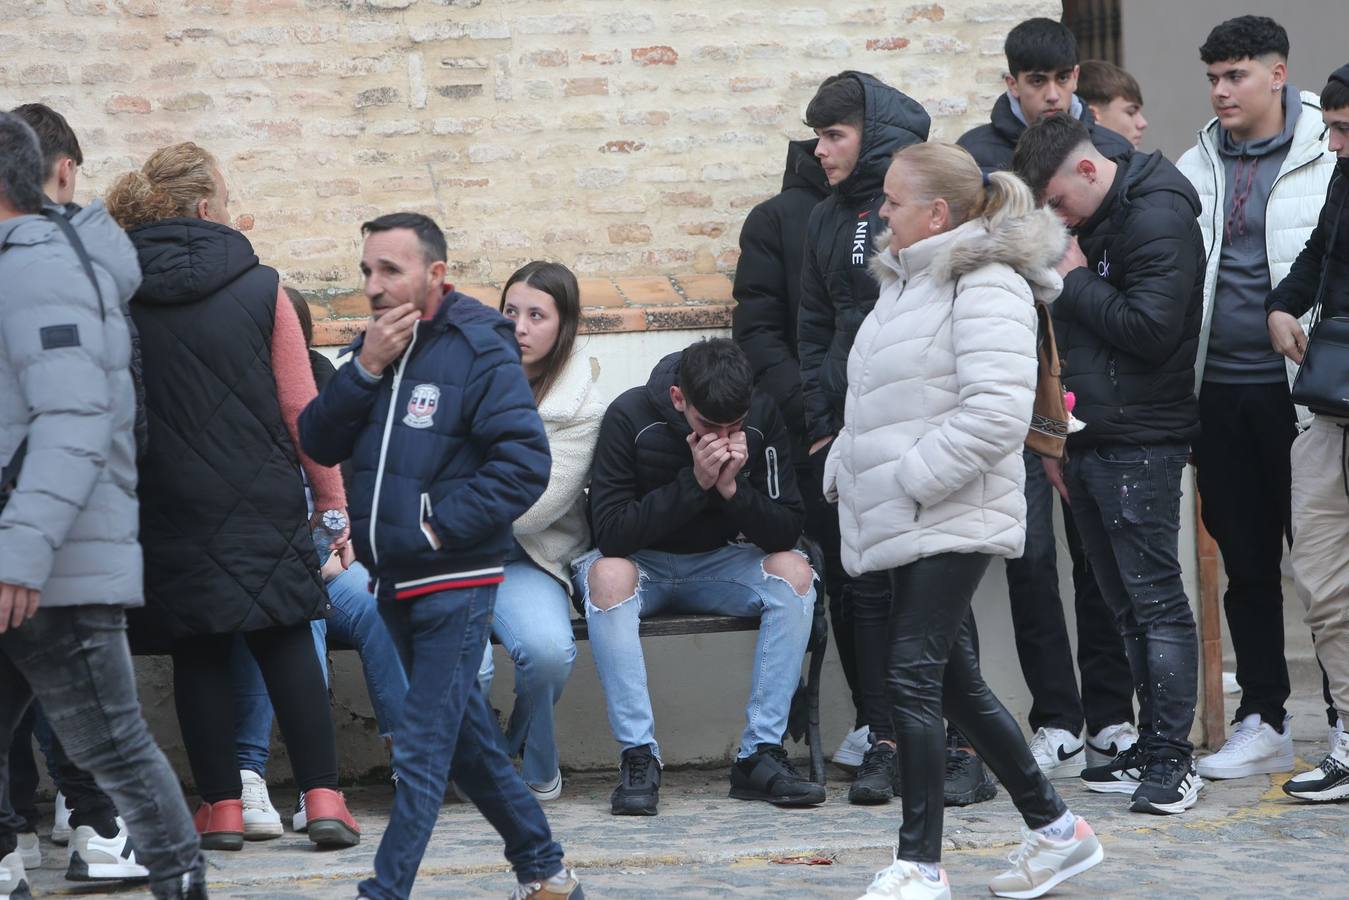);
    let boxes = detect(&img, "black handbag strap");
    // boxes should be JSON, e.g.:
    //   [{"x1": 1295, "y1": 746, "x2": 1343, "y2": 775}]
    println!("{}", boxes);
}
[{"x1": 1306, "y1": 168, "x2": 1347, "y2": 331}]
